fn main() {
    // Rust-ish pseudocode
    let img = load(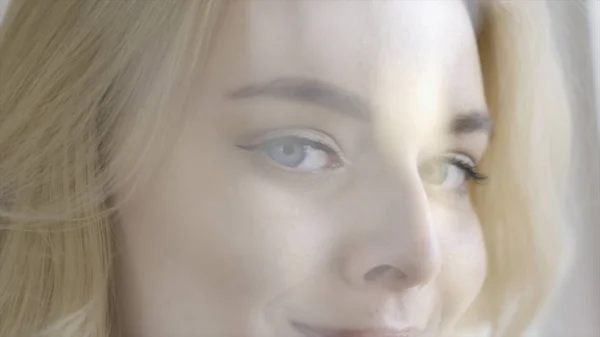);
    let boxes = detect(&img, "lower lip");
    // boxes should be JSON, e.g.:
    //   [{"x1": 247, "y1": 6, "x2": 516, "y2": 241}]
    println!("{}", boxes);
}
[{"x1": 291, "y1": 321, "x2": 419, "y2": 337}]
